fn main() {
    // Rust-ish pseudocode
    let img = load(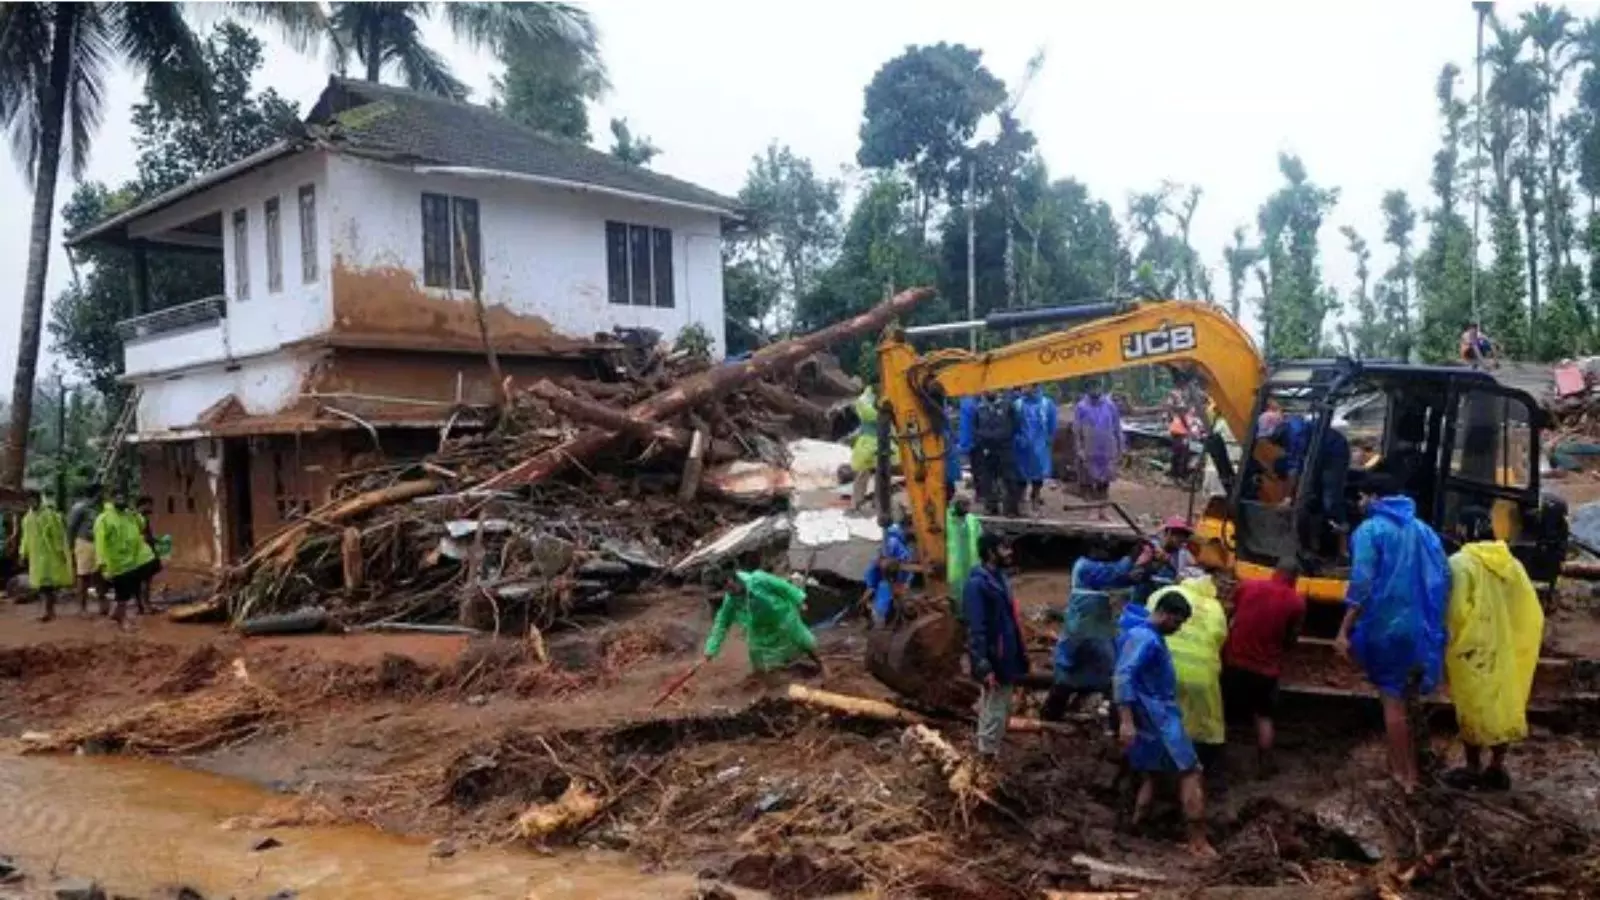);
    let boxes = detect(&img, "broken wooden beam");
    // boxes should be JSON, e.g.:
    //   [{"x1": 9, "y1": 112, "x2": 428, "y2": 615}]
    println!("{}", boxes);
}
[
  {"x1": 678, "y1": 429, "x2": 706, "y2": 502},
  {"x1": 747, "y1": 380, "x2": 832, "y2": 428},
  {"x1": 785, "y1": 683, "x2": 929, "y2": 724},
  {"x1": 246, "y1": 478, "x2": 441, "y2": 570},
  {"x1": 1561, "y1": 560, "x2": 1600, "y2": 580},
  {"x1": 527, "y1": 380, "x2": 737, "y2": 462},
  {"x1": 477, "y1": 287, "x2": 935, "y2": 491}
]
